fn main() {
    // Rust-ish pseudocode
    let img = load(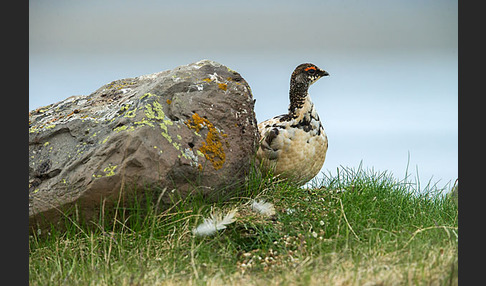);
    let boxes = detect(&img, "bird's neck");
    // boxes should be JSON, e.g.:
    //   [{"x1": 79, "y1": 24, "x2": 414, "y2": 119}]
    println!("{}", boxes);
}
[{"x1": 288, "y1": 81, "x2": 313, "y2": 120}]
